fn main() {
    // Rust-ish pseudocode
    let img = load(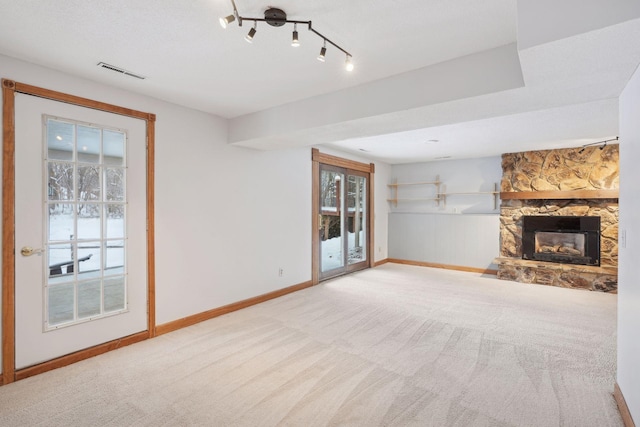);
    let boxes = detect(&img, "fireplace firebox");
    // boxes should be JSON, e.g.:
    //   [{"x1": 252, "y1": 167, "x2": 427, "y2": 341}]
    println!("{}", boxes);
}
[{"x1": 522, "y1": 216, "x2": 600, "y2": 266}]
